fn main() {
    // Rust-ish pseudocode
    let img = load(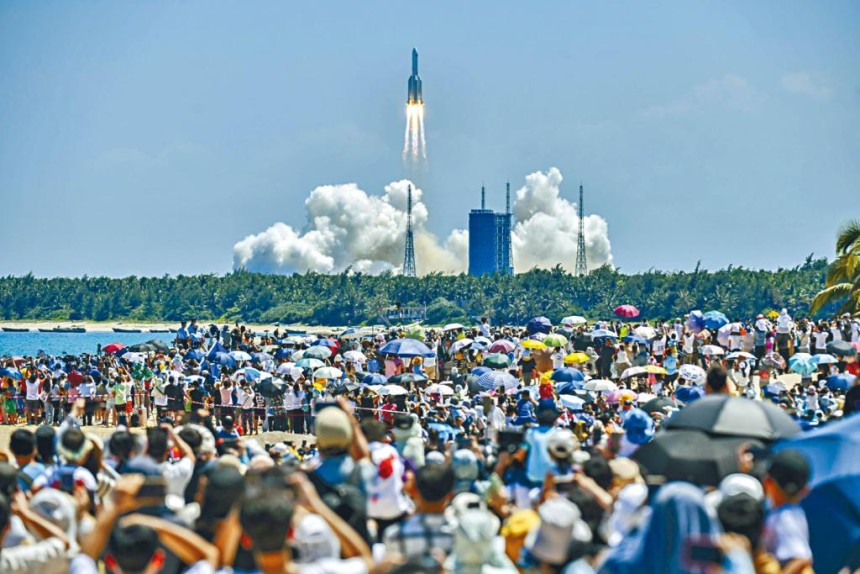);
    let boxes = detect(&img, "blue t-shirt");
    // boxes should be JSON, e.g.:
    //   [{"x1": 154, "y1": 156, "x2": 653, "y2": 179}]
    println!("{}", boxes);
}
[{"x1": 663, "y1": 355, "x2": 678, "y2": 375}]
